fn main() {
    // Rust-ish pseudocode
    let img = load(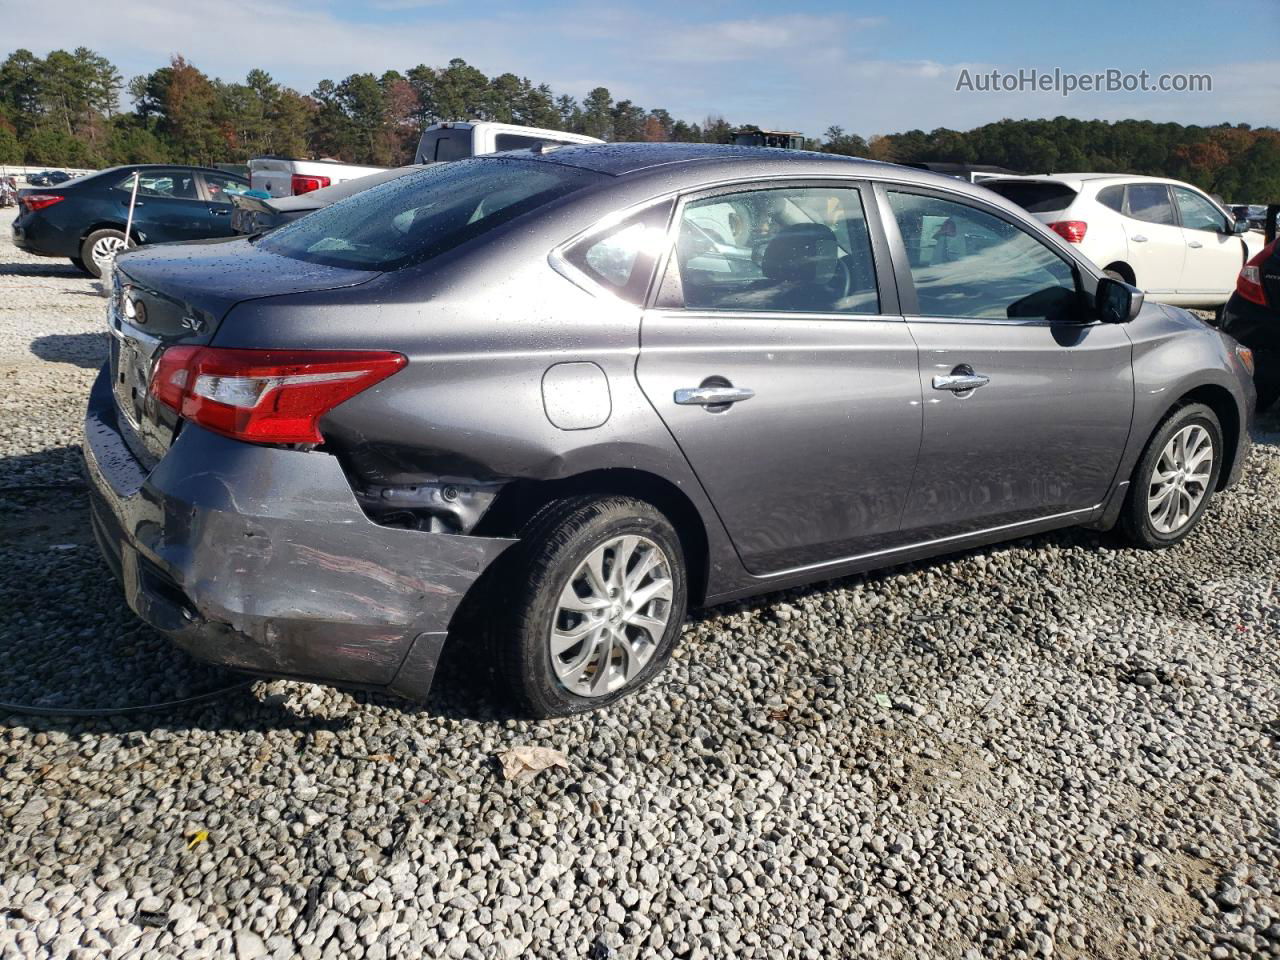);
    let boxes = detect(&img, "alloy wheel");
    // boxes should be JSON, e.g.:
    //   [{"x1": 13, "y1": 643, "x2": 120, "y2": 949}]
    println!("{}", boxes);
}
[
  {"x1": 91, "y1": 235, "x2": 127, "y2": 272},
  {"x1": 549, "y1": 535, "x2": 674, "y2": 697},
  {"x1": 1147, "y1": 424, "x2": 1214, "y2": 534}
]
